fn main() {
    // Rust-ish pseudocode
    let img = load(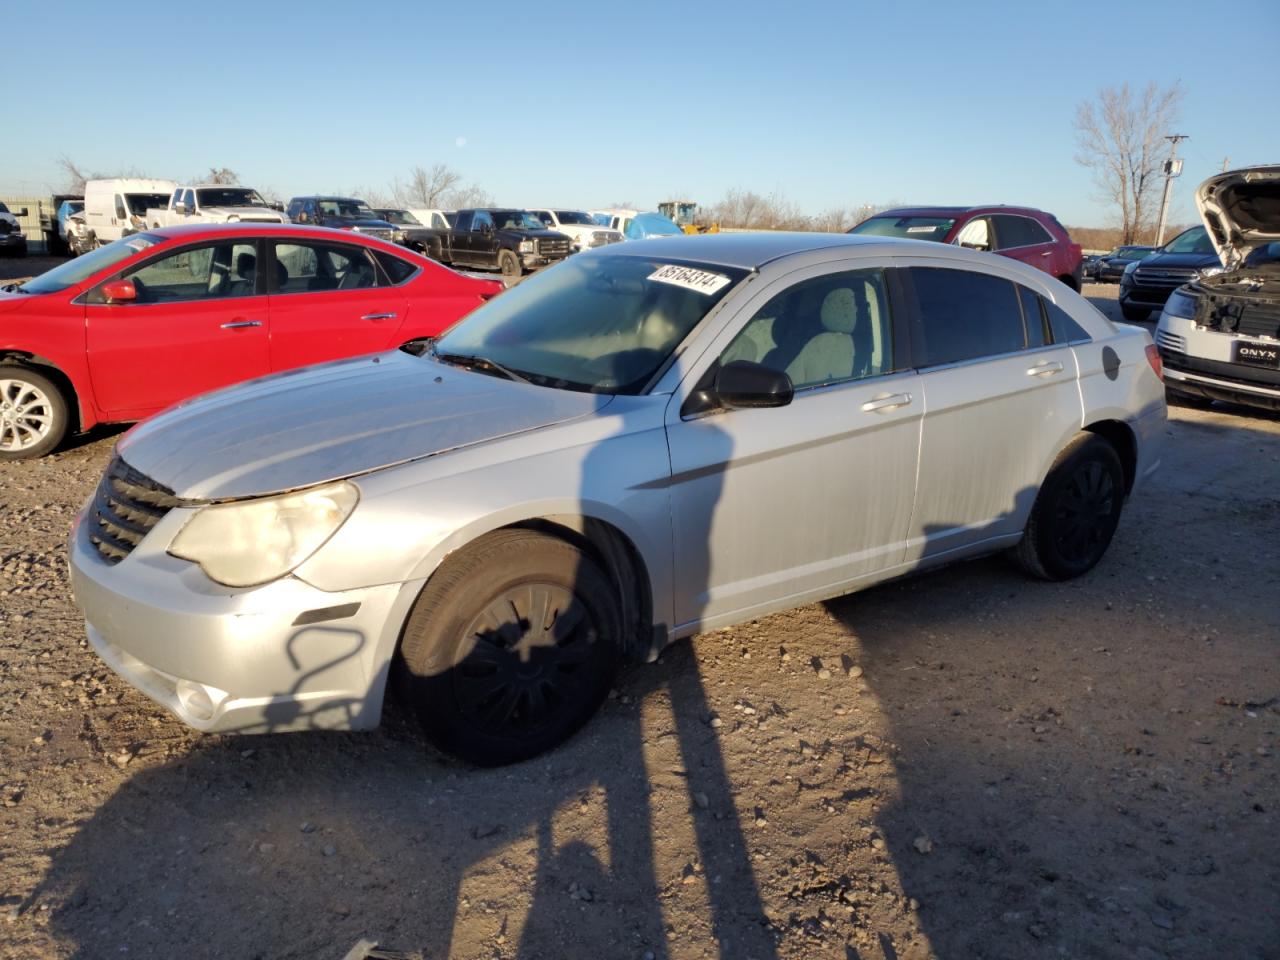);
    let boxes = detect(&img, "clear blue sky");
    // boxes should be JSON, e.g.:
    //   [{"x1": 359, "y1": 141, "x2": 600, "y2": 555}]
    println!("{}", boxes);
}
[{"x1": 5, "y1": 0, "x2": 1277, "y2": 226}]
